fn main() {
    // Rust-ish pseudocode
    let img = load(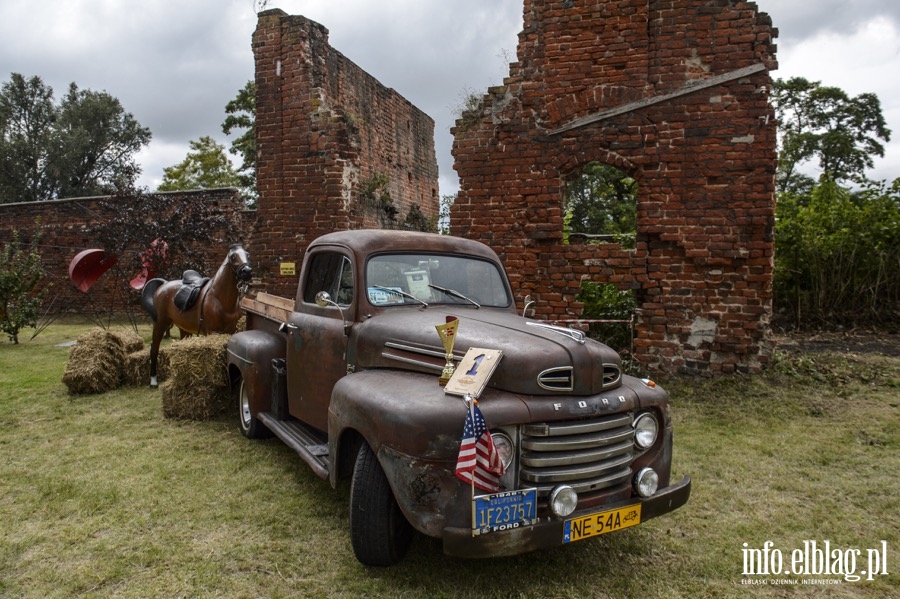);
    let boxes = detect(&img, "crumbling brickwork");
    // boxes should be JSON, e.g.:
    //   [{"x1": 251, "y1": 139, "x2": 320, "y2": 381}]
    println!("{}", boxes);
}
[
  {"x1": 452, "y1": 0, "x2": 778, "y2": 375},
  {"x1": 253, "y1": 10, "x2": 440, "y2": 298}
]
